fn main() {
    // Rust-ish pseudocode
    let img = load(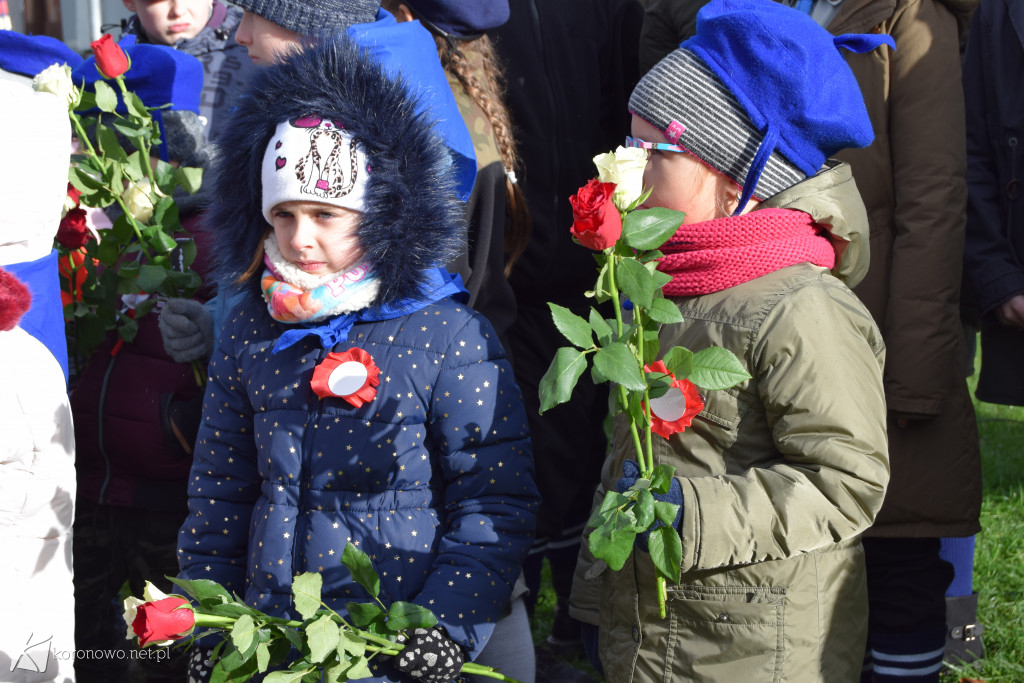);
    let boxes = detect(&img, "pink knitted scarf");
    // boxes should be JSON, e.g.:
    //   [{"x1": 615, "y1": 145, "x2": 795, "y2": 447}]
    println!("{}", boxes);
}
[{"x1": 658, "y1": 208, "x2": 835, "y2": 296}]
